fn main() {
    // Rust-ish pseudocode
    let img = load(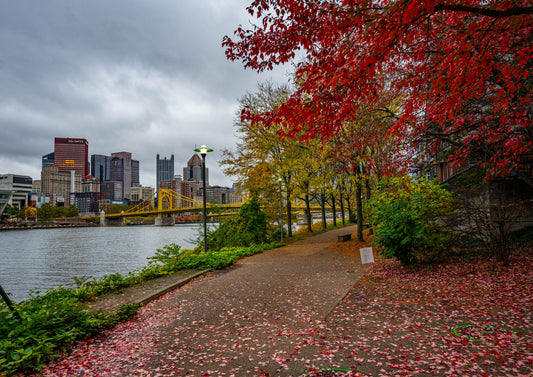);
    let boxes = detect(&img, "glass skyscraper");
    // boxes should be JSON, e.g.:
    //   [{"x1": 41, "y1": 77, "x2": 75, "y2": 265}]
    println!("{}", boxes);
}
[
  {"x1": 91, "y1": 154, "x2": 111, "y2": 181},
  {"x1": 156, "y1": 154, "x2": 174, "y2": 191},
  {"x1": 42, "y1": 152, "x2": 54, "y2": 170}
]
